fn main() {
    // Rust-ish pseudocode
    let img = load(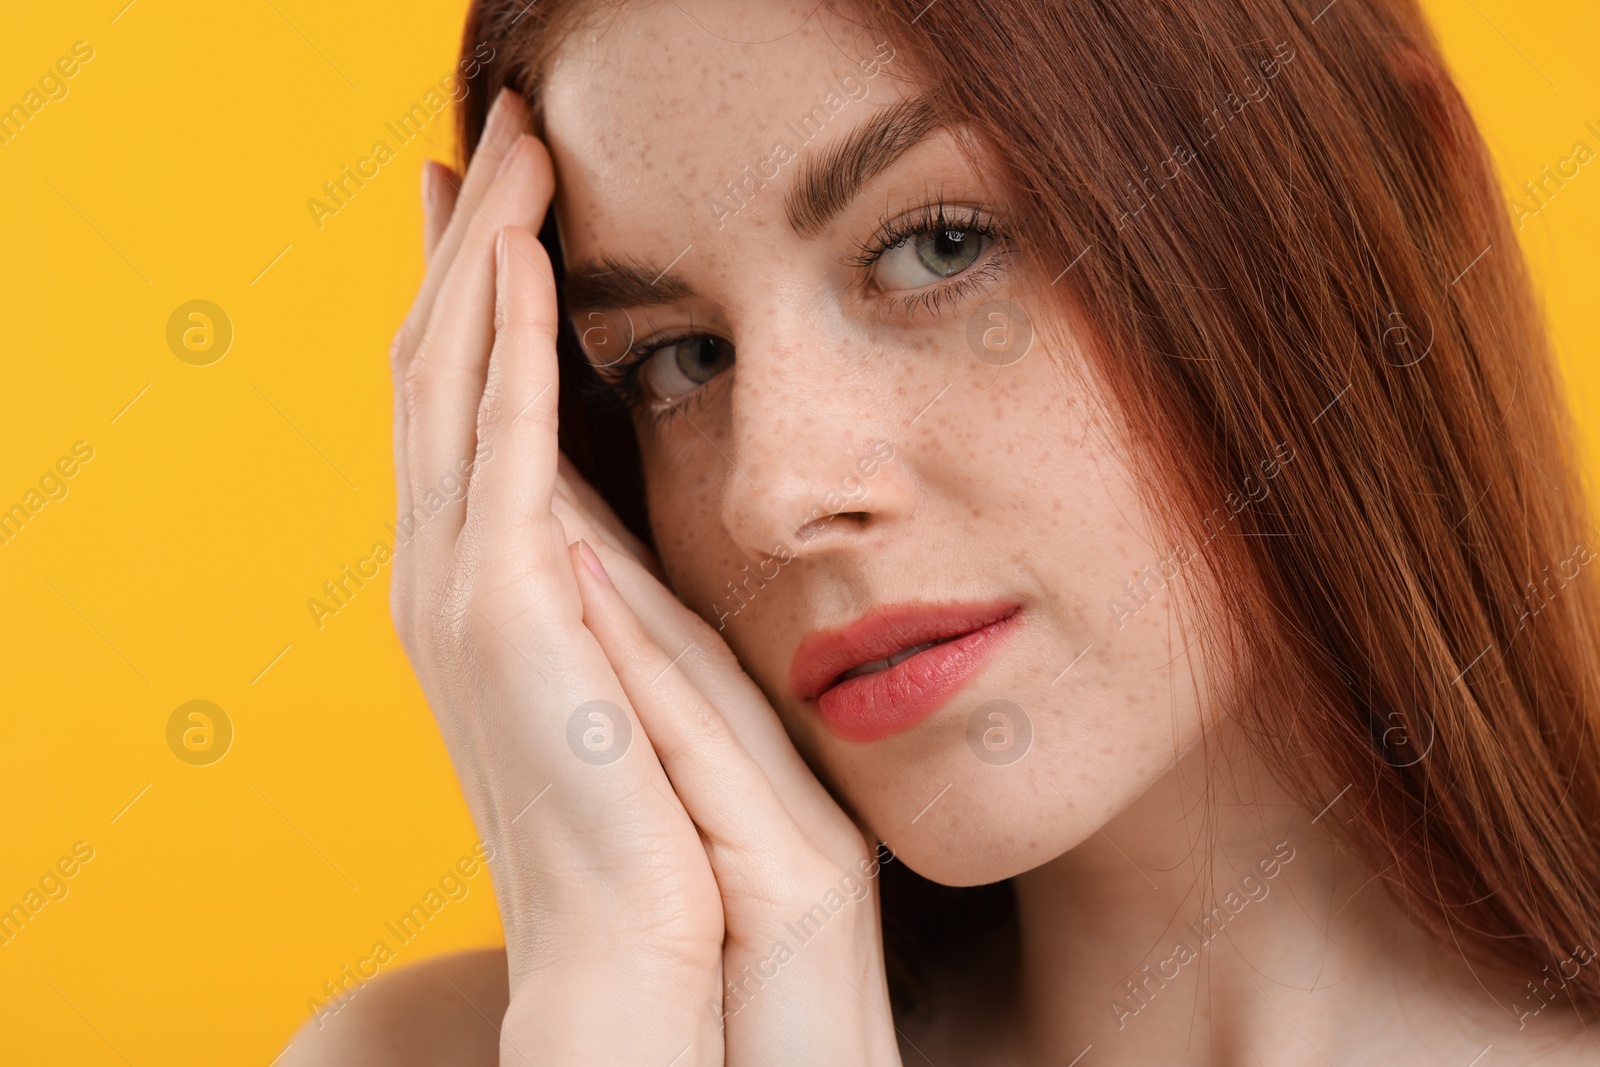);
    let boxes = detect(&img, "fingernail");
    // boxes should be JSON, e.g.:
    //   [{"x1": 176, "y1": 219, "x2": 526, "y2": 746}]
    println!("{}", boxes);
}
[
  {"x1": 483, "y1": 87, "x2": 515, "y2": 142},
  {"x1": 496, "y1": 229, "x2": 507, "y2": 273},
  {"x1": 578, "y1": 539, "x2": 611, "y2": 585}
]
